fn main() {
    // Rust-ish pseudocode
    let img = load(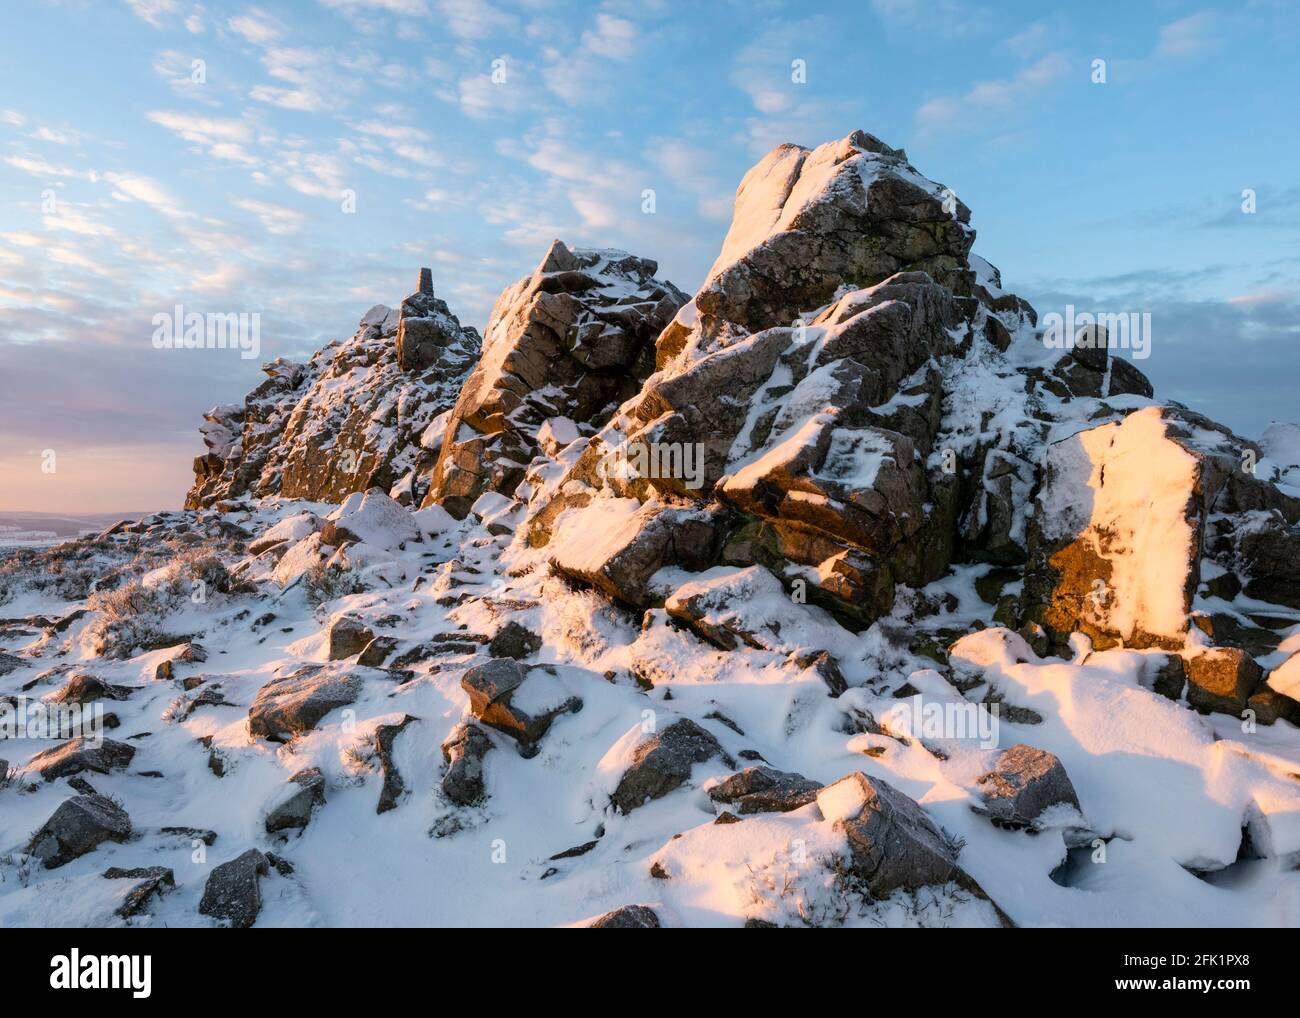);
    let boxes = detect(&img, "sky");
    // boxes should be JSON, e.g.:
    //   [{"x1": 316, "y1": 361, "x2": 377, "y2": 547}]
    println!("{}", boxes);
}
[{"x1": 0, "y1": 0, "x2": 1297, "y2": 513}]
